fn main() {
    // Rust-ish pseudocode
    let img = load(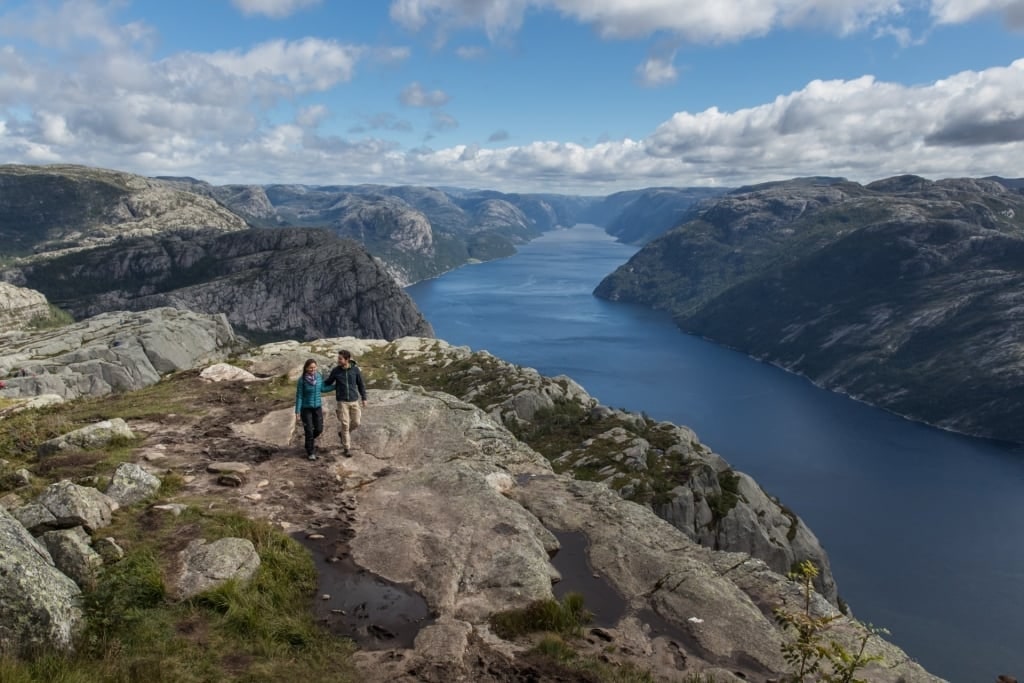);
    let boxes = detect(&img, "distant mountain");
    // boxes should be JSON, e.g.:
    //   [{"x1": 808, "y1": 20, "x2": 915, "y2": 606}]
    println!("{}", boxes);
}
[
  {"x1": 157, "y1": 178, "x2": 602, "y2": 285},
  {"x1": 581, "y1": 186, "x2": 729, "y2": 244},
  {"x1": 0, "y1": 165, "x2": 248, "y2": 257},
  {"x1": 596, "y1": 175, "x2": 1024, "y2": 444},
  {"x1": 9, "y1": 227, "x2": 432, "y2": 342}
]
